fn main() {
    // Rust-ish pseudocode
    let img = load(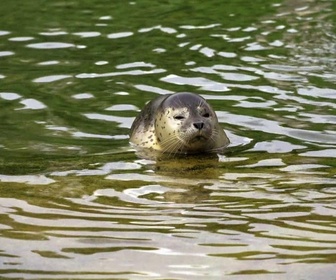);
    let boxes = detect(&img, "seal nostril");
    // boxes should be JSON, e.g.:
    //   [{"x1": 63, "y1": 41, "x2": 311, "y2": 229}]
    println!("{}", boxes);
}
[{"x1": 193, "y1": 122, "x2": 204, "y2": 130}]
